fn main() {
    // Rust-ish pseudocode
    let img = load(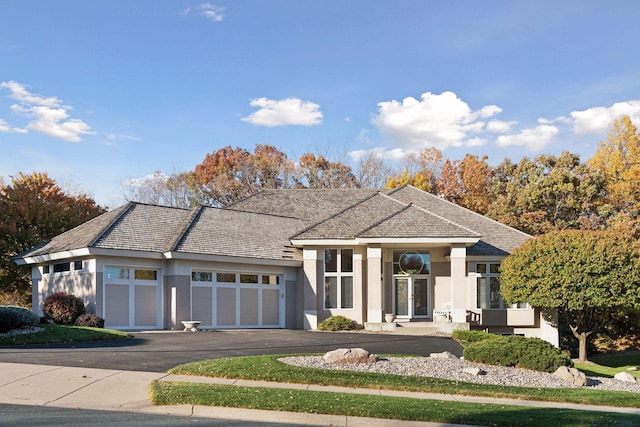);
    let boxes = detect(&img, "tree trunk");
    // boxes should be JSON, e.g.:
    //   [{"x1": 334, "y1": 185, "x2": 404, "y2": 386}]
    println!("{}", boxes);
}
[
  {"x1": 569, "y1": 324, "x2": 590, "y2": 363},
  {"x1": 577, "y1": 332, "x2": 588, "y2": 363}
]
